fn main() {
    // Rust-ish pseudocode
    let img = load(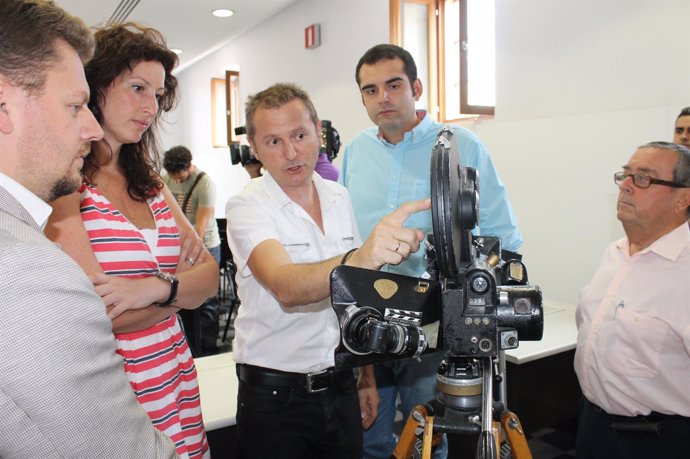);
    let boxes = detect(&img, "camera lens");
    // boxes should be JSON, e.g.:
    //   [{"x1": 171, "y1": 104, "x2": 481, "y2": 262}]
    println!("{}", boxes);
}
[{"x1": 340, "y1": 305, "x2": 427, "y2": 358}]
